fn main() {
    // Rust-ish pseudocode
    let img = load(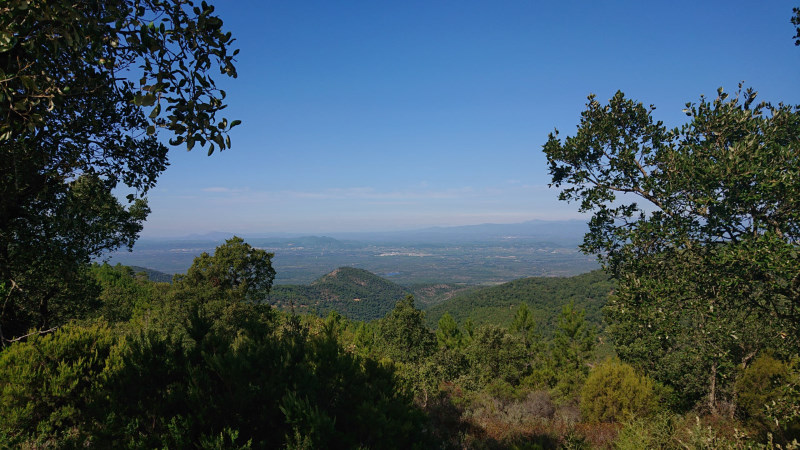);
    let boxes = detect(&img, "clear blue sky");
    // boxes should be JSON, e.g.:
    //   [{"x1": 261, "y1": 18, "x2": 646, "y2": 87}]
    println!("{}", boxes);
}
[{"x1": 140, "y1": 1, "x2": 800, "y2": 237}]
